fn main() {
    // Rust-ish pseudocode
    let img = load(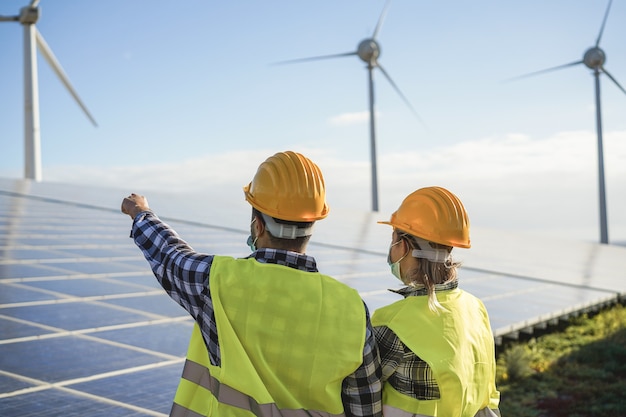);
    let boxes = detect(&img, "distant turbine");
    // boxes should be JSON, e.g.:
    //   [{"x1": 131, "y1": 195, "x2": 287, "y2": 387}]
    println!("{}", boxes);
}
[
  {"x1": 275, "y1": 0, "x2": 422, "y2": 212},
  {"x1": 0, "y1": 0, "x2": 97, "y2": 182},
  {"x1": 508, "y1": 0, "x2": 625, "y2": 245}
]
